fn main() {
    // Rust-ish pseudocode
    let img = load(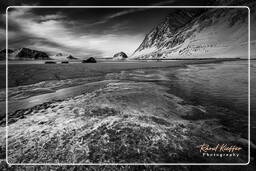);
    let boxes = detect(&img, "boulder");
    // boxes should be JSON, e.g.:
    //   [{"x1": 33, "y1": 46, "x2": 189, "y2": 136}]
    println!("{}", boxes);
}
[
  {"x1": 82, "y1": 57, "x2": 97, "y2": 63},
  {"x1": 113, "y1": 52, "x2": 128, "y2": 60}
]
